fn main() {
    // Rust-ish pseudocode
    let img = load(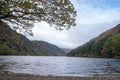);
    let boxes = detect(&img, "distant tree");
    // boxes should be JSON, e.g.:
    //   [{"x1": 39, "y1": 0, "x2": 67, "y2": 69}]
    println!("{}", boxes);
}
[
  {"x1": 102, "y1": 37, "x2": 112, "y2": 57},
  {"x1": 0, "y1": 0, "x2": 76, "y2": 35},
  {"x1": 102, "y1": 34, "x2": 120, "y2": 57},
  {"x1": 110, "y1": 34, "x2": 120, "y2": 56}
]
